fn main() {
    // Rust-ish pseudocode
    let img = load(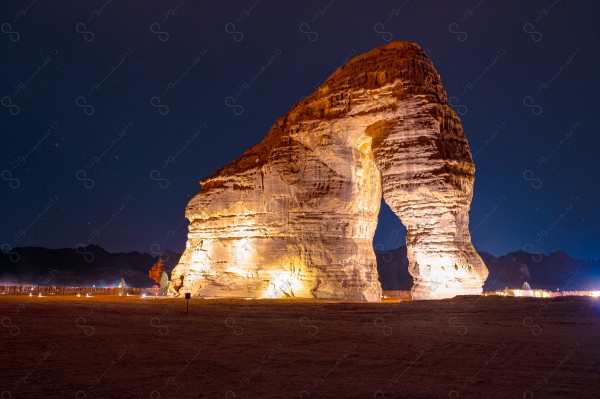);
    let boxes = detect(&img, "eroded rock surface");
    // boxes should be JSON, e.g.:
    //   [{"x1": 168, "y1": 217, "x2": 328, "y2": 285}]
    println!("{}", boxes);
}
[{"x1": 171, "y1": 41, "x2": 488, "y2": 301}]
